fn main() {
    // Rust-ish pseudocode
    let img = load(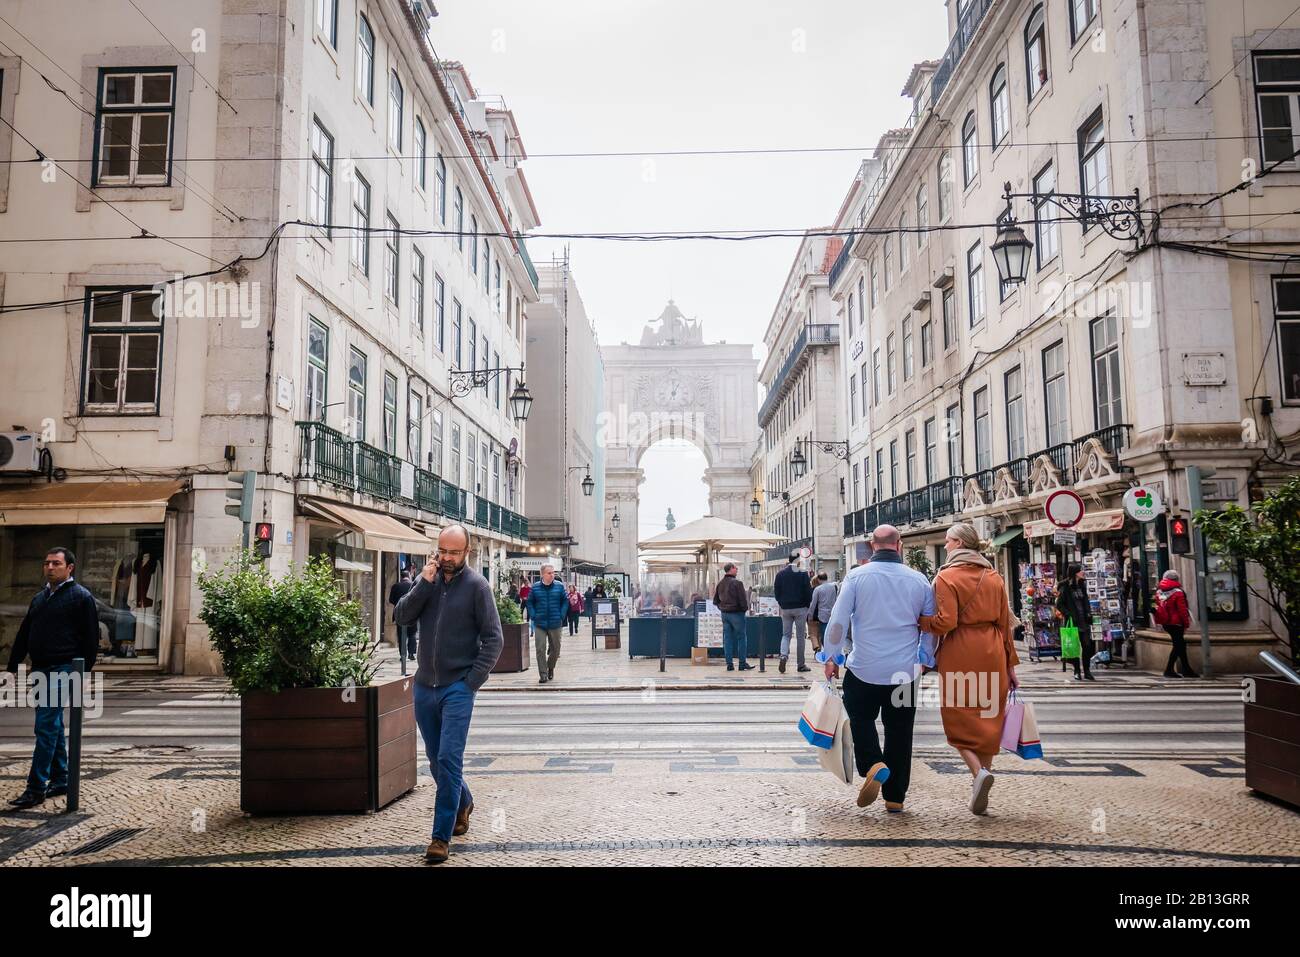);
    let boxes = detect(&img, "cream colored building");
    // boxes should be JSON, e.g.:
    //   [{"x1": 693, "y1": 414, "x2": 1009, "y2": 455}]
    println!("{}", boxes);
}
[
  {"x1": 830, "y1": 0, "x2": 1300, "y2": 672},
  {"x1": 0, "y1": 0, "x2": 540, "y2": 673}
]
